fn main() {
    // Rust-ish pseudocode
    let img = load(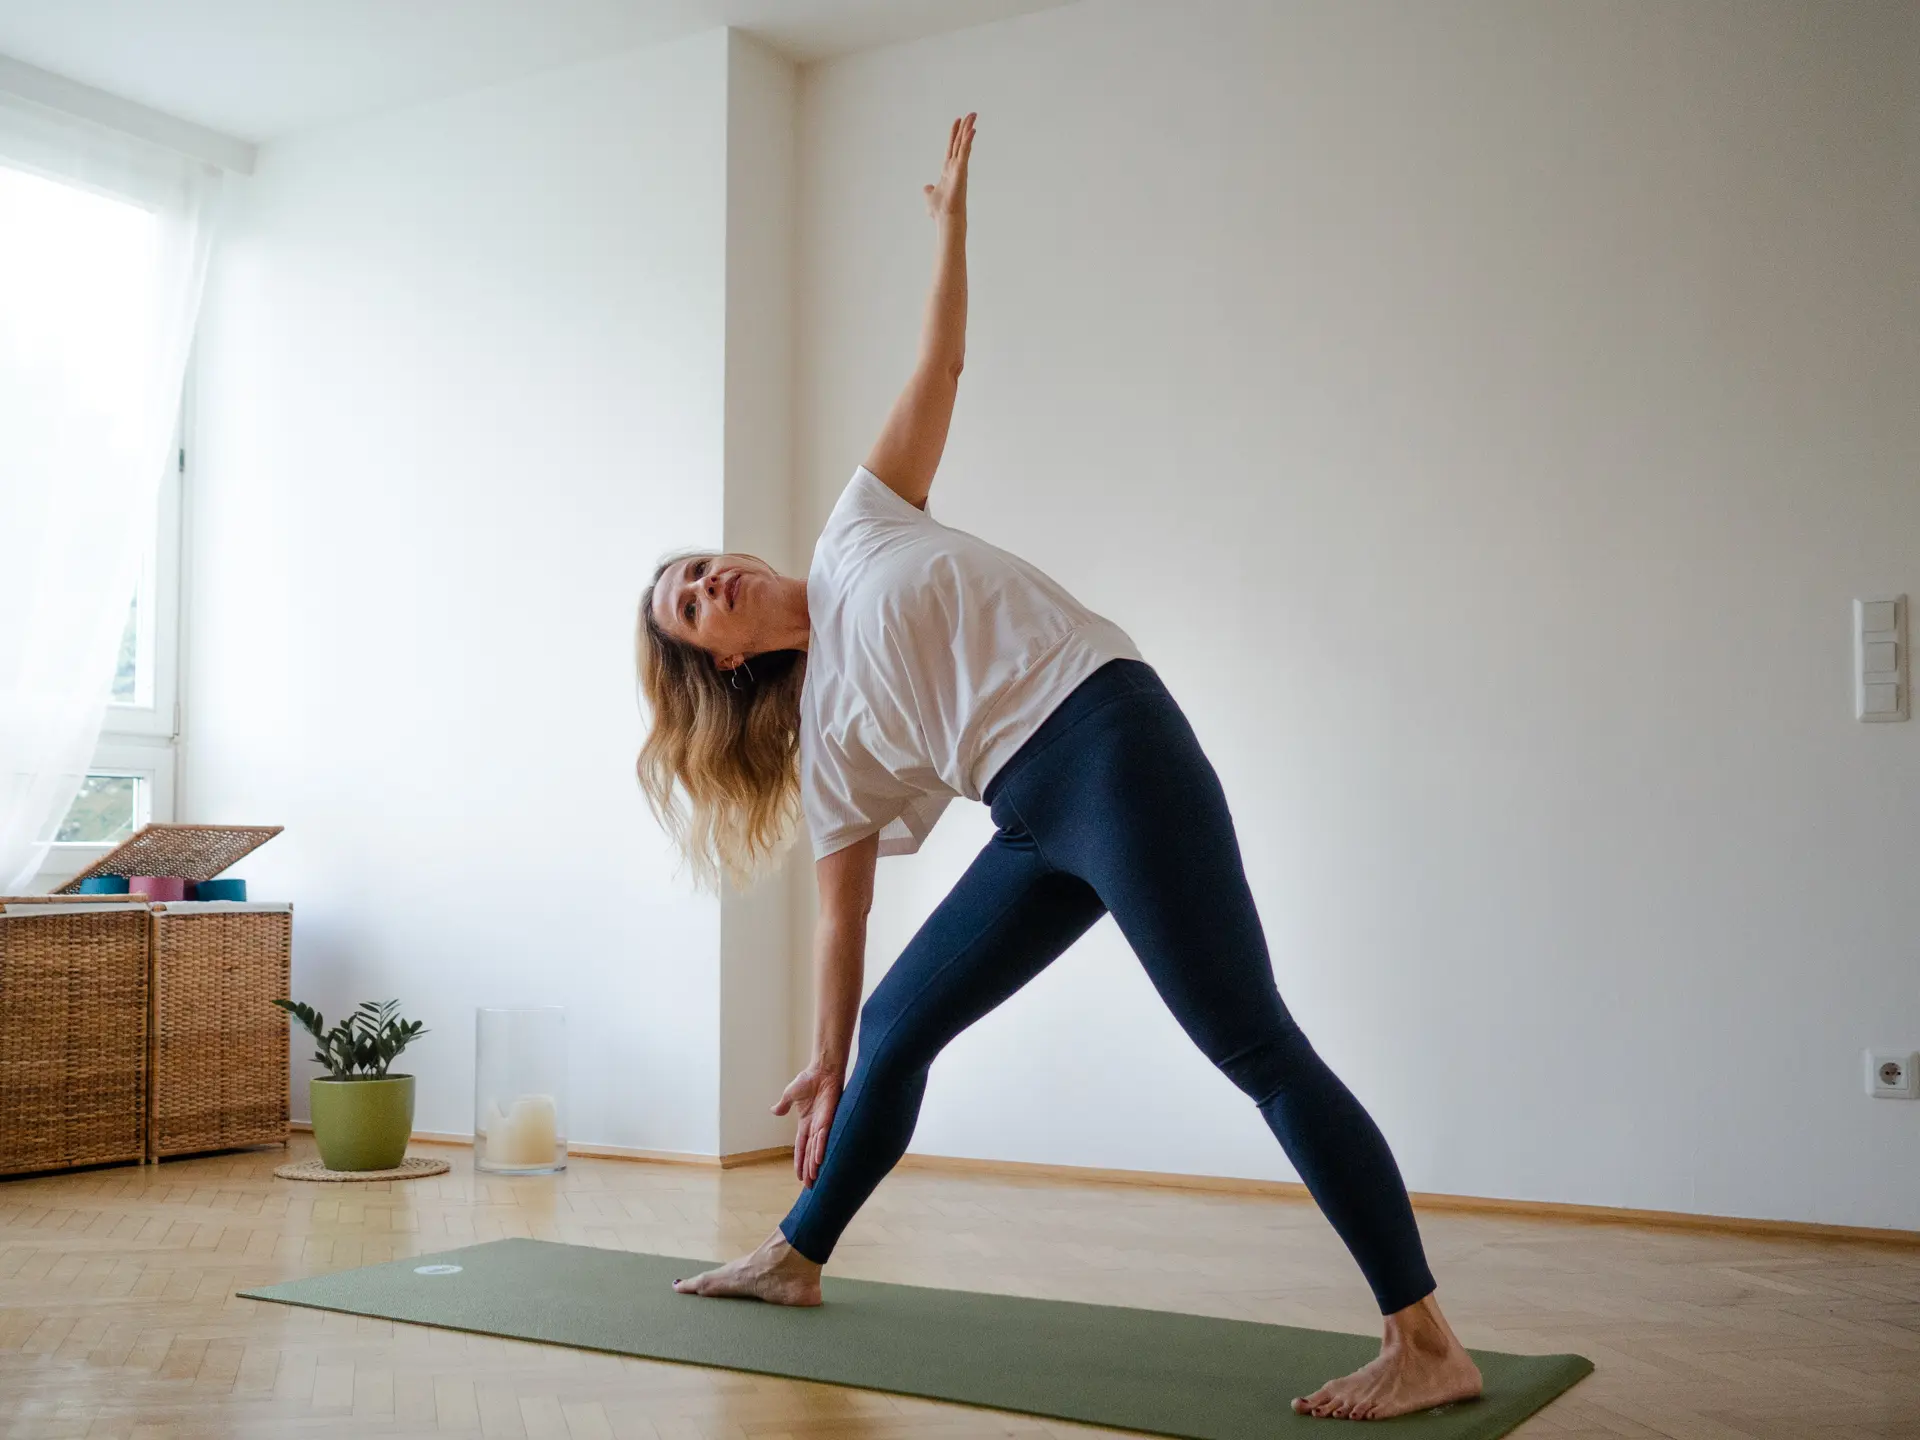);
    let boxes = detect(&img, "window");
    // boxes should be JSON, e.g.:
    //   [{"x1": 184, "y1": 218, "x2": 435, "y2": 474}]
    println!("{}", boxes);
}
[{"x1": 0, "y1": 107, "x2": 216, "y2": 896}]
